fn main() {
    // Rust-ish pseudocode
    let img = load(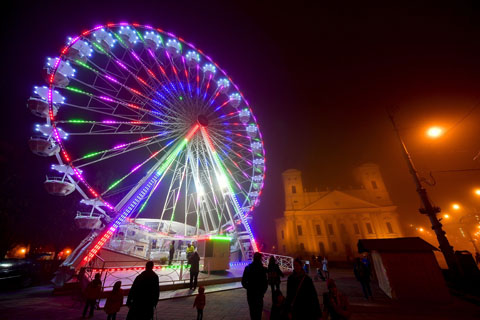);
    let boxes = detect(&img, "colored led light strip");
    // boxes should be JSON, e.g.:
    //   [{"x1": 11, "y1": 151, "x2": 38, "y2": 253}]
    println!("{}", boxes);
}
[{"x1": 81, "y1": 125, "x2": 199, "y2": 265}]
